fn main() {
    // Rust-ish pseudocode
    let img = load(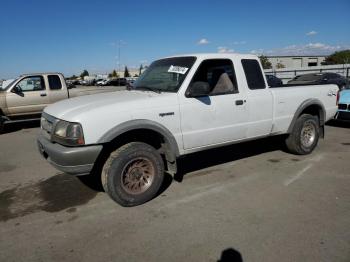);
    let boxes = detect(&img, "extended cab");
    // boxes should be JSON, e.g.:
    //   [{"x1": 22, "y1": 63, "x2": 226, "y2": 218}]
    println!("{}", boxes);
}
[
  {"x1": 37, "y1": 54, "x2": 339, "y2": 206},
  {"x1": 0, "y1": 73, "x2": 121, "y2": 133}
]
